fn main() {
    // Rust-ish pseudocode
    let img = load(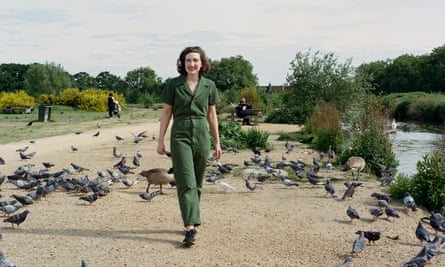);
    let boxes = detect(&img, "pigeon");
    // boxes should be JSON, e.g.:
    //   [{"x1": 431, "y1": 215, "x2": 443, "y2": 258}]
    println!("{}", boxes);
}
[
  {"x1": 404, "y1": 192, "x2": 417, "y2": 212},
  {"x1": 135, "y1": 150, "x2": 143, "y2": 158},
  {"x1": 380, "y1": 173, "x2": 394, "y2": 186},
  {"x1": 93, "y1": 131, "x2": 100, "y2": 137},
  {"x1": 71, "y1": 145, "x2": 79, "y2": 152},
  {"x1": 0, "y1": 204, "x2": 23, "y2": 216},
  {"x1": 245, "y1": 179, "x2": 262, "y2": 191},
  {"x1": 70, "y1": 163, "x2": 90, "y2": 172},
  {"x1": 19, "y1": 152, "x2": 33, "y2": 160},
  {"x1": 115, "y1": 135, "x2": 125, "y2": 141},
  {"x1": 335, "y1": 256, "x2": 352, "y2": 267},
  {"x1": 306, "y1": 169, "x2": 323, "y2": 186},
  {"x1": 346, "y1": 206, "x2": 360, "y2": 221},
  {"x1": 371, "y1": 192, "x2": 390, "y2": 203},
  {"x1": 113, "y1": 147, "x2": 123, "y2": 158},
  {"x1": 139, "y1": 190, "x2": 161, "y2": 201},
  {"x1": 0, "y1": 157, "x2": 5, "y2": 165},
  {"x1": 10, "y1": 194, "x2": 33, "y2": 206},
  {"x1": 42, "y1": 161, "x2": 55, "y2": 168},
  {"x1": 415, "y1": 221, "x2": 431, "y2": 244},
  {"x1": 369, "y1": 207, "x2": 384, "y2": 220},
  {"x1": 358, "y1": 231, "x2": 381, "y2": 244},
  {"x1": 132, "y1": 156, "x2": 140, "y2": 167},
  {"x1": 402, "y1": 255, "x2": 427, "y2": 267},
  {"x1": 281, "y1": 178, "x2": 299, "y2": 187},
  {"x1": 218, "y1": 181, "x2": 235, "y2": 191},
  {"x1": 377, "y1": 199, "x2": 389, "y2": 209},
  {"x1": 324, "y1": 179, "x2": 337, "y2": 197},
  {"x1": 79, "y1": 193, "x2": 98, "y2": 204},
  {"x1": 122, "y1": 179, "x2": 138, "y2": 188},
  {"x1": 15, "y1": 146, "x2": 29, "y2": 153},
  {"x1": 385, "y1": 206, "x2": 400, "y2": 220},
  {"x1": 96, "y1": 122, "x2": 101, "y2": 128},
  {"x1": 205, "y1": 174, "x2": 223, "y2": 183},
  {"x1": 0, "y1": 250, "x2": 15, "y2": 266},
  {"x1": 351, "y1": 230, "x2": 366, "y2": 256},
  {"x1": 341, "y1": 182, "x2": 361, "y2": 200},
  {"x1": 3, "y1": 209, "x2": 30, "y2": 228}
]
